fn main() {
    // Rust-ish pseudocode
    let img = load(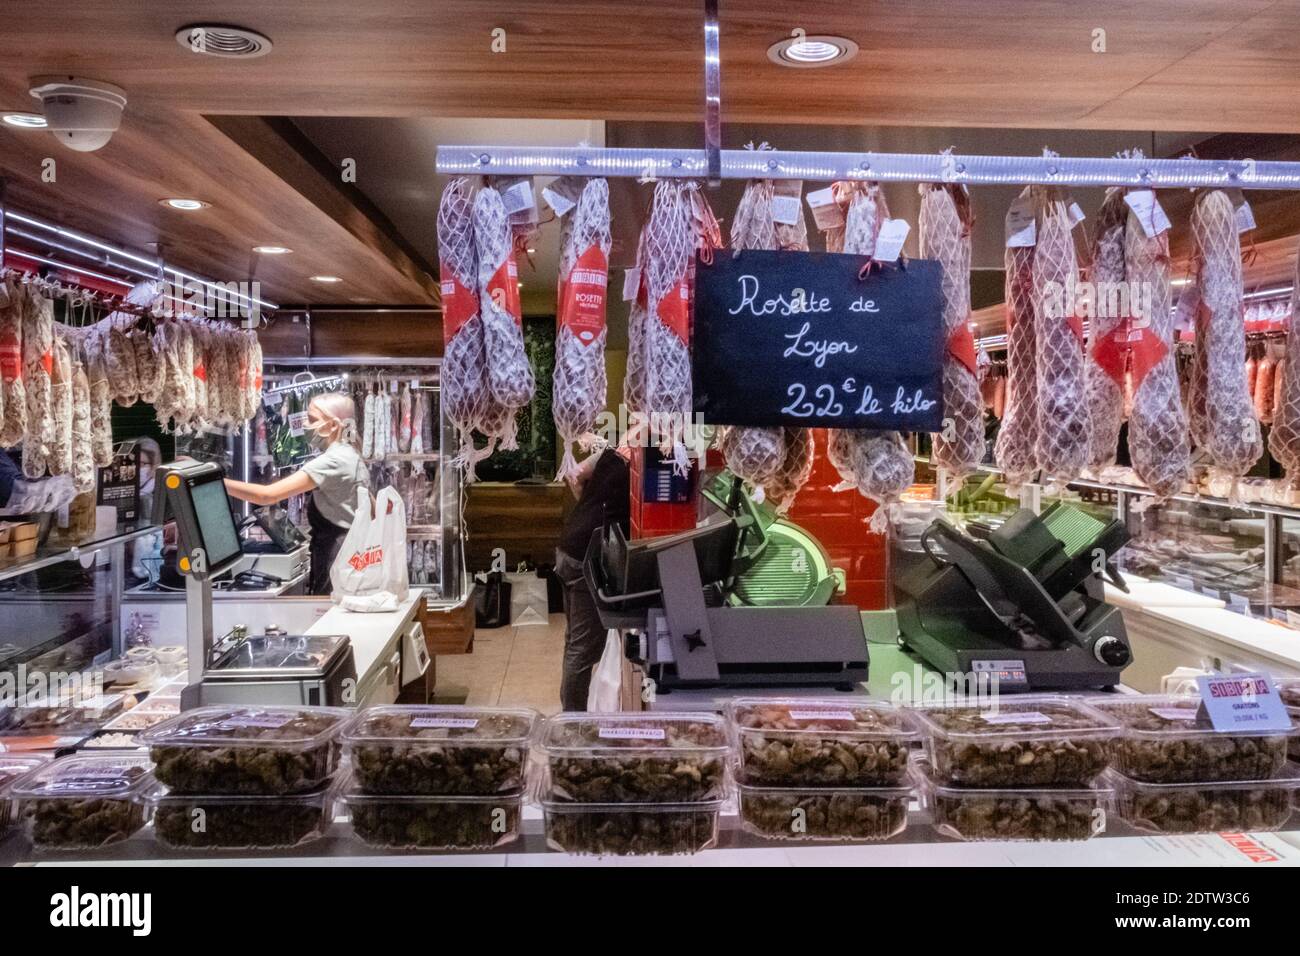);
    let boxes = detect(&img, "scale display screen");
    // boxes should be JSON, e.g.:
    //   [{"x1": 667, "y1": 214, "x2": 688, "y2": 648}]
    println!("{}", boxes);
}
[{"x1": 189, "y1": 472, "x2": 242, "y2": 572}]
